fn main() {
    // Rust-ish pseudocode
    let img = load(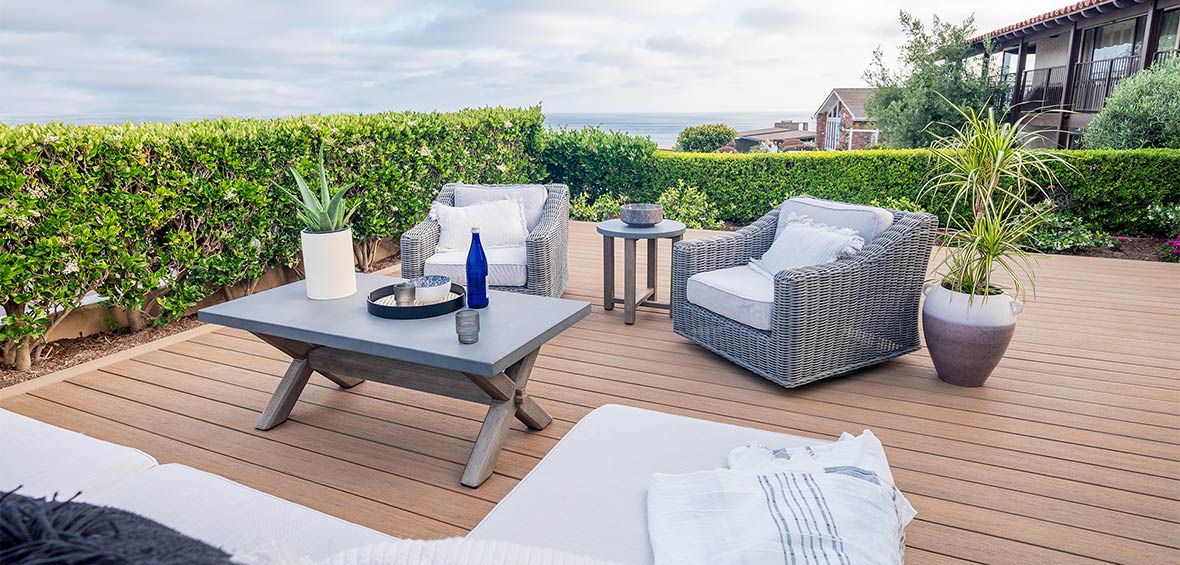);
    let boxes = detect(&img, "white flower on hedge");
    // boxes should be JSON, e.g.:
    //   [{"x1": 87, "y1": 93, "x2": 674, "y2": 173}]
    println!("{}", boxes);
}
[
  {"x1": 496, "y1": 164, "x2": 508, "y2": 173},
  {"x1": 249, "y1": 238, "x2": 261, "y2": 251},
  {"x1": 504, "y1": 120, "x2": 512, "y2": 128},
  {"x1": 419, "y1": 146, "x2": 432, "y2": 157},
  {"x1": 224, "y1": 187, "x2": 236, "y2": 200},
  {"x1": 63, "y1": 261, "x2": 79, "y2": 274}
]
